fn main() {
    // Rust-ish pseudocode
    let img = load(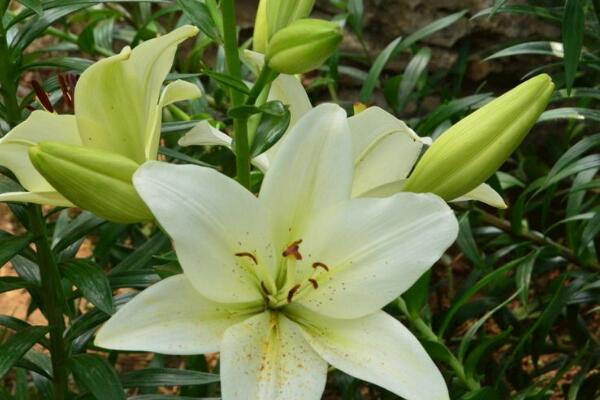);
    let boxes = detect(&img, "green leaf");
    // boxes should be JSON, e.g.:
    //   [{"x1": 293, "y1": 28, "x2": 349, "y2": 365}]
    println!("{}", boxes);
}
[
  {"x1": 120, "y1": 368, "x2": 220, "y2": 388},
  {"x1": 485, "y1": 41, "x2": 563, "y2": 61},
  {"x1": 464, "y1": 329, "x2": 512, "y2": 379},
  {"x1": 69, "y1": 354, "x2": 125, "y2": 400},
  {"x1": 538, "y1": 107, "x2": 600, "y2": 123},
  {"x1": 159, "y1": 147, "x2": 214, "y2": 167},
  {"x1": 0, "y1": 326, "x2": 49, "y2": 380},
  {"x1": 0, "y1": 233, "x2": 33, "y2": 267},
  {"x1": 359, "y1": 10, "x2": 466, "y2": 102},
  {"x1": 51, "y1": 211, "x2": 105, "y2": 254},
  {"x1": 202, "y1": 69, "x2": 250, "y2": 95},
  {"x1": 0, "y1": 276, "x2": 36, "y2": 294},
  {"x1": 396, "y1": 47, "x2": 431, "y2": 112},
  {"x1": 515, "y1": 250, "x2": 541, "y2": 307},
  {"x1": 439, "y1": 256, "x2": 525, "y2": 337},
  {"x1": 417, "y1": 93, "x2": 492, "y2": 135},
  {"x1": 249, "y1": 101, "x2": 291, "y2": 158},
  {"x1": 456, "y1": 213, "x2": 486, "y2": 270},
  {"x1": 16, "y1": 0, "x2": 42, "y2": 15},
  {"x1": 402, "y1": 270, "x2": 431, "y2": 317},
  {"x1": 177, "y1": 0, "x2": 221, "y2": 42},
  {"x1": 458, "y1": 290, "x2": 520, "y2": 360},
  {"x1": 109, "y1": 270, "x2": 161, "y2": 289},
  {"x1": 563, "y1": 0, "x2": 585, "y2": 93},
  {"x1": 579, "y1": 213, "x2": 600, "y2": 256},
  {"x1": 420, "y1": 340, "x2": 453, "y2": 364},
  {"x1": 62, "y1": 260, "x2": 114, "y2": 314},
  {"x1": 110, "y1": 232, "x2": 170, "y2": 274}
]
